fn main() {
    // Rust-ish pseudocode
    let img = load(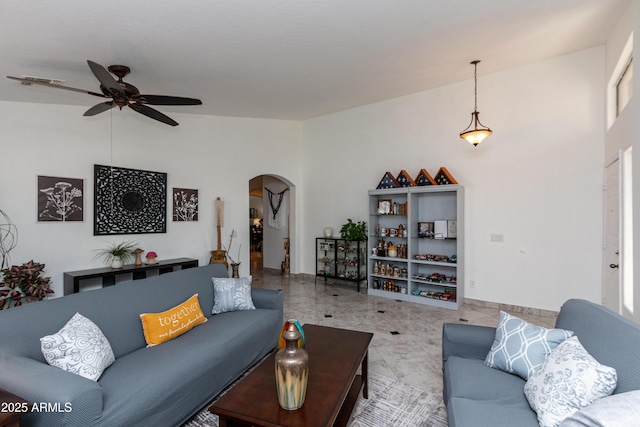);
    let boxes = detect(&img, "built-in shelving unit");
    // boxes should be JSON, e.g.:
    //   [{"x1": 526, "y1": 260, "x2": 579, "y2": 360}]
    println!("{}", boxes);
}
[{"x1": 368, "y1": 186, "x2": 464, "y2": 309}]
